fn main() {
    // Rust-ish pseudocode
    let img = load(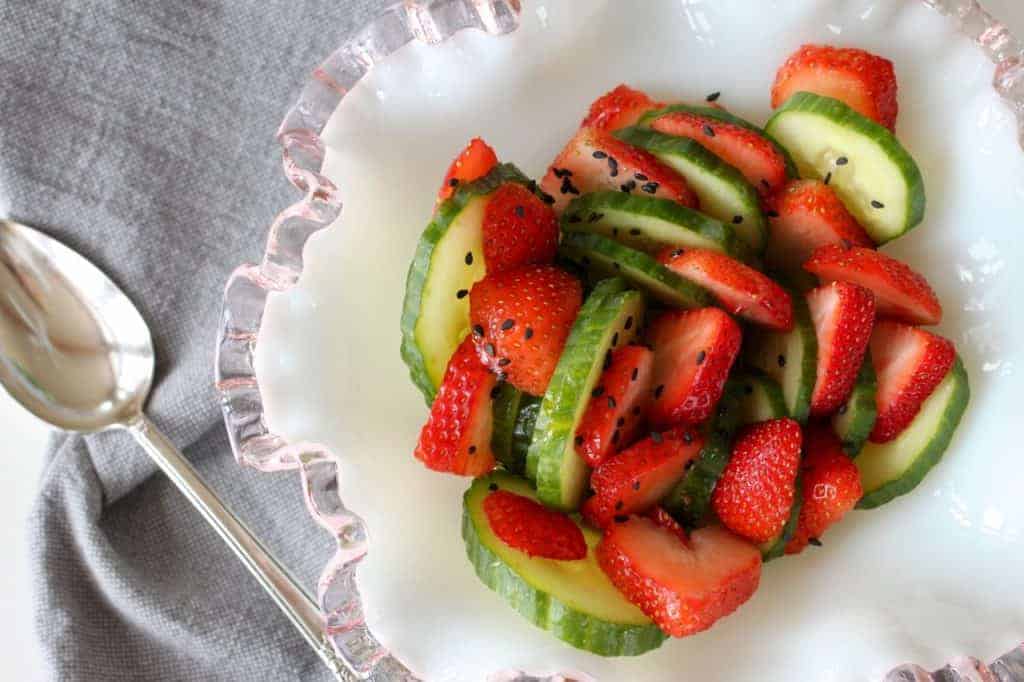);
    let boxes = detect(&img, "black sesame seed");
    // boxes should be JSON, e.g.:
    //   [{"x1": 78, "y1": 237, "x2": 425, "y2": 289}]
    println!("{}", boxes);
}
[
  {"x1": 567, "y1": 213, "x2": 583, "y2": 223},
  {"x1": 777, "y1": 354, "x2": 787, "y2": 368},
  {"x1": 703, "y1": 124, "x2": 716, "y2": 137},
  {"x1": 631, "y1": 367, "x2": 639, "y2": 381},
  {"x1": 836, "y1": 156, "x2": 849, "y2": 166},
  {"x1": 588, "y1": 212, "x2": 605, "y2": 223},
  {"x1": 654, "y1": 384, "x2": 665, "y2": 399},
  {"x1": 632, "y1": 480, "x2": 641, "y2": 491},
  {"x1": 456, "y1": 289, "x2": 469, "y2": 299},
  {"x1": 625, "y1": 316, "x2": 634, "y2": 330},
  {"x1": 575, "y1": 435, "x2": 584, "y2": 446},
  {"x1": 607, "y1": 396, "x2": 617, "y2": 409},
  {"x1": 612, "y1": 227, "x2": 620, "y2": 236},
  {"x1": 449, "y1": 178, "x2": 459, "y2": 187},
  {"x1": 604, "y1": 350, "x2": 613, "y2": 369},
  {"x1": 592, "y1": 386, "x2": 605, "y2": 398},
  {"x1": 761, "y1": 178, "x2": 771, "y2": 189},
  {"x1": 552, "y1": 167, "x2": 572, "y2": 179},
  {"x1": 838, "y1": 403, "x2": 848, "y2": 415},
  {"x1": 593, "y1": 150, "x2": 608, "y2": 159},
  {"x1": 613, "y1": 429, "x2": 621, "y2": 444},
  {"x1": 871, "y1": 199, "x2": 885, "y2": 209},
  {"x1": 488, "y1": 482, "x2": 499, "y2": 491},
  {"x1": 620, "y1": 179, "x2": 637, "y2": 193},
  {"x1": 696, "y1": 350, "x2": 706, "y2": 365},
  {"x1": 607, "y1": 157, "x2": 619, "y2": 176},
  {"x1": 490, "y1": 385, "x2": 502, "y2": 399},
  {"x1": 612, "y1": 261, "x2": 621, "y2": 270},
  {"x1": 540, "y1": 192, "x2": 555, "y2": 205},
  {"x1": 560, "y1": 176, "x2": 580, "y2": 195},
  {"x1": 732, "y1": 215, "x2": 743, "y2": 224},
  {"x1": 824, "y1": 171, "x2": 832, "y2": 185},
  {"x1": 706, "y1": 91, "x2": 721, "y2": 102},
  {"x1": 501, "y1": 318, "x2": 515, "y2": 331},
  {"x1": 650, "y1": 431, "x2": 663, "y2": 444},
  {"x1": 634, "y1": 173, "x2": 648, "y2": 181},
  {"x1": 617, "y1": 417, "x2": 626, "y2": 427},
  {"x1": 629, "y1": 228, "x2": 642, "y2": 236},
  {"x1": 641, "y1": 182, "x2": 659, "y2": 194},
  {"x1": 473, "y1": 324, "x2": 485, "y2": 337},
  {"x1": 465, "y1": 251, "x2": 474, "y2": 265},
  {"x1": 525, "y1": 327, "x2": 534, "y2": 340},
  {"x1": 612, "y1": 332, "x2": 619, "y2": 347},
  {"x1": 670, "y1": 248, "x2": 683, "y2": 258},
  {"x1": 808, "y1": 537, "x2": 823, "y2": 547},
  {"x1": 498, "y1": 357, "x2": 511, "y2": 367},
  {"x1": 615, "y1": 500, "x2": 624, "y2": 511},
  {"x1": 614, "y1": 515, "x2": 629, "y2": 524},
  {"x1": 514, "y1": 205, "x2": 525, "y2": 218},
  {"x1": 767, "y1": 209, "x2": 780, "y2": 218},
  {"x1": 468, "y1": 445, "x2": 477, "y2": 454},
  {"x1": 485, "y1": 343, "x2": 496, "y2": 357}
]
